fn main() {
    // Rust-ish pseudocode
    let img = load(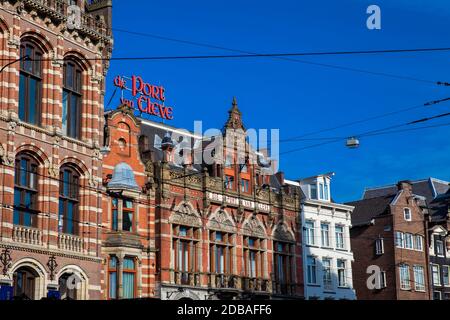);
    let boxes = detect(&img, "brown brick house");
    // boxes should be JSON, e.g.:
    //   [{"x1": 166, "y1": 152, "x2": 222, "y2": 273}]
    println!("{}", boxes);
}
[{"x1": 348, "y1": 181, "x2": 430, "y2": 300}]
